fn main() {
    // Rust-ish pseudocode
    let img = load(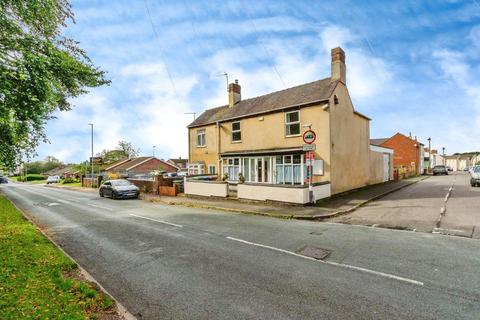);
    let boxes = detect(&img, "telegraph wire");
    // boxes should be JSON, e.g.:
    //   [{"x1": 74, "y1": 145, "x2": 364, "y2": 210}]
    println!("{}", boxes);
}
[
  {"x1": 142, "y1": 0, "x2": 179, "y2": 98},
  {"x1": 239, "y1": 0, "x2": 287, "y2": 89}
]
